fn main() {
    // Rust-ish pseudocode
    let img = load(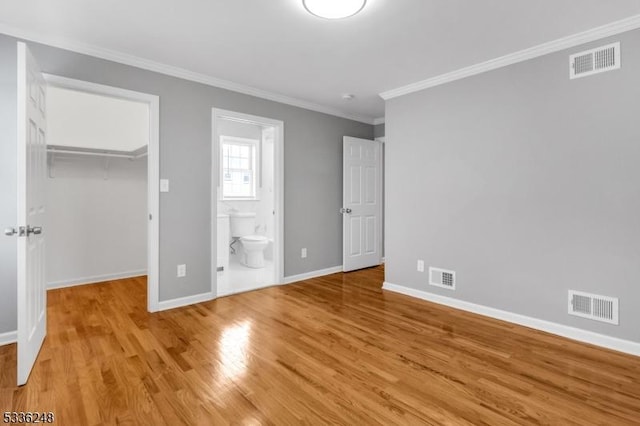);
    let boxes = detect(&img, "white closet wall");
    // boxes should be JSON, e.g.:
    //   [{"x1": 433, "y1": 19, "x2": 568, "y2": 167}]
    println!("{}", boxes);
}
[
  {"x1": 47, "y1": 87, "x2": 149, "y2": 151},
  {"x1": 45, "y1": 157, "x2": 147, "y2": 288}
]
